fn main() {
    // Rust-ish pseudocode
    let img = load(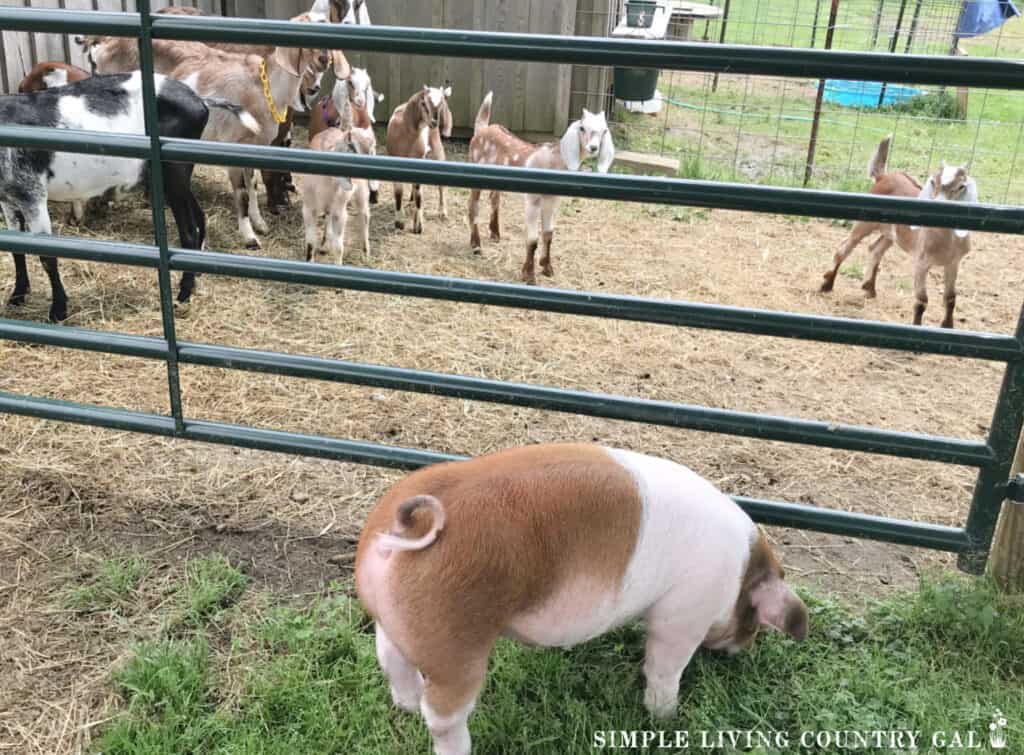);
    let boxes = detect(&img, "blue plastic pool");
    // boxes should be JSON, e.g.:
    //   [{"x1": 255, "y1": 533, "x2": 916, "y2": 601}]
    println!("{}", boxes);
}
[{"x1": 823, "y1": 79, "x2": 923, "y2": 108}]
